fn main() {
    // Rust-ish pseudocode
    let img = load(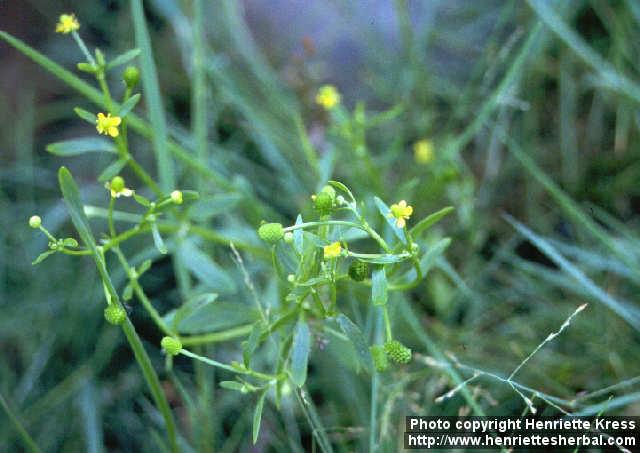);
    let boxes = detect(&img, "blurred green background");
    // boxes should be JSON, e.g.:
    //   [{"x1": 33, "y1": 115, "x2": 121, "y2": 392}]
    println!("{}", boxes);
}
[{"x1": 2, "y1": 0, "x2": 640, "y2": 451}]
